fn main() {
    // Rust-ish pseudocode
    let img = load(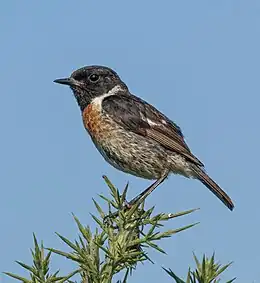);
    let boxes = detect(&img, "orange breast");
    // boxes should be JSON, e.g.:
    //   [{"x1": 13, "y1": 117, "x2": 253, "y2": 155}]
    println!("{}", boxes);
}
[
  {"x1": 82, "y1": 104, "x2": 99, "y2": 133},
  {"x1": 82, "y1": 103, "x2": 111, "y2": 141}
]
